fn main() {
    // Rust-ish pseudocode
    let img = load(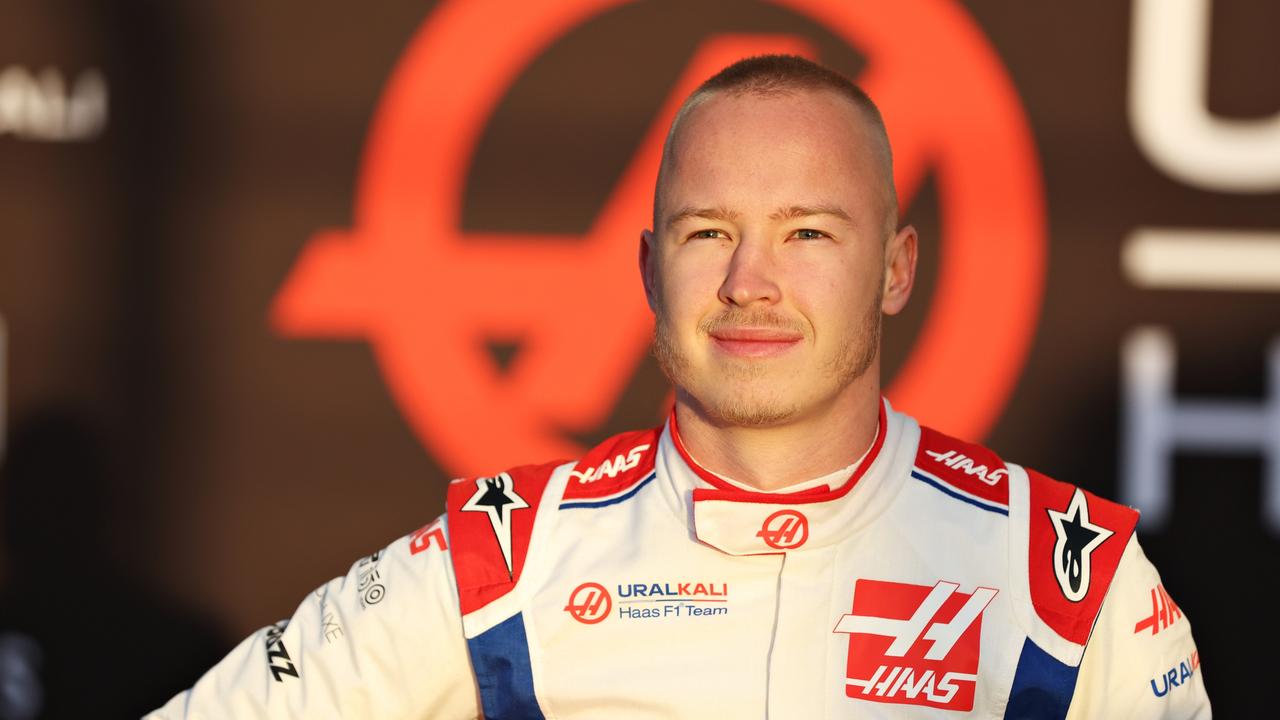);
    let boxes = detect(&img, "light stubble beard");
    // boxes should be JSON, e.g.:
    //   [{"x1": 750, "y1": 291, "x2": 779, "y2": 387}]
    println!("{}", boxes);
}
[{"x1": 651, "y1": 292, "x2": 882, "y2": 428}]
